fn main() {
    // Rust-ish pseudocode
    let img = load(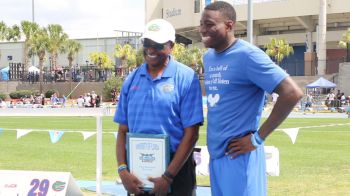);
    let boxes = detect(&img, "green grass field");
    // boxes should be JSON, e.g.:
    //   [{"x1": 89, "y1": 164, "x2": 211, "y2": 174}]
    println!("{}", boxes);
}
[{"x1": 0, "y1": 116, "x2": 349, "y2": 195}]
